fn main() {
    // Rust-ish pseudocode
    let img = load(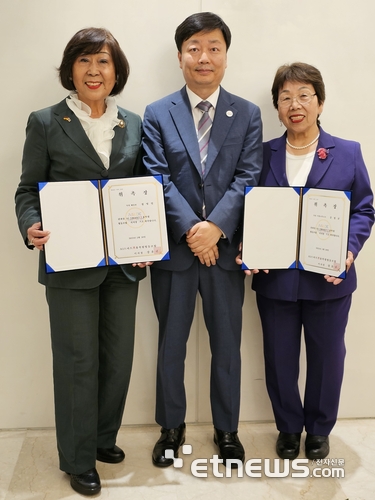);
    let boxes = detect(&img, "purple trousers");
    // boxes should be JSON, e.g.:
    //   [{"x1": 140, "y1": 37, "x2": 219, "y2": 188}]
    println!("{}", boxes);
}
[{"x1": 256, "y1": 293, "x2": 352, "y2": 436}]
